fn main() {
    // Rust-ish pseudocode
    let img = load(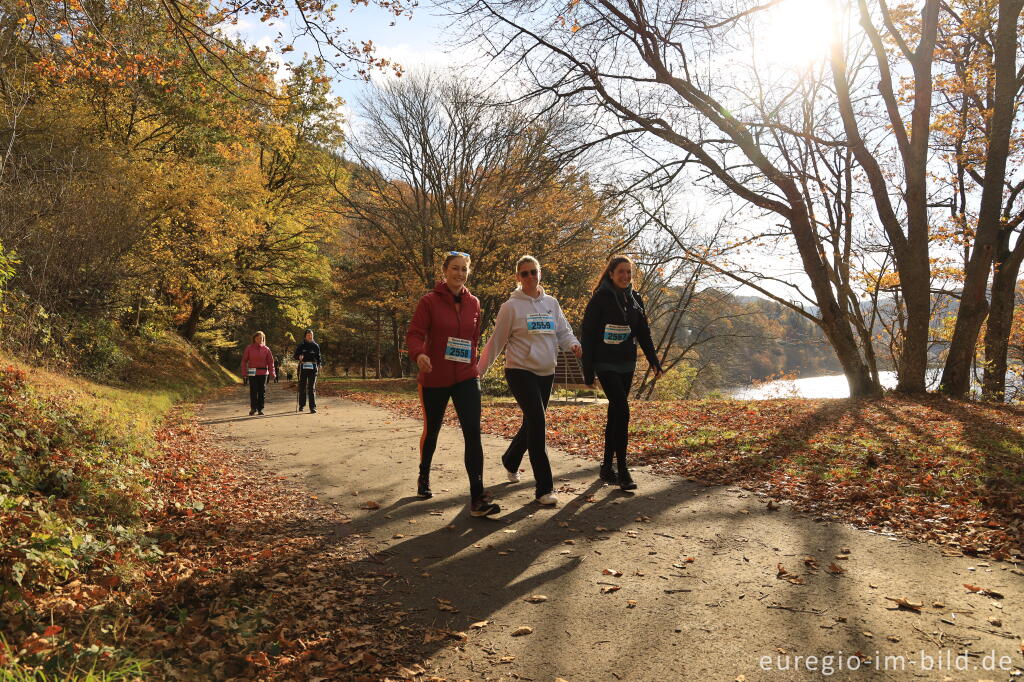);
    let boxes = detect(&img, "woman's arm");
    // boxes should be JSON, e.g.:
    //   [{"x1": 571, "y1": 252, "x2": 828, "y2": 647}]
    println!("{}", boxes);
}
[
  {"x1": 478, "y1": 302, "x2": 513, "y2": 377},
  {"x1": 554, "y1": 299, "x2": 580, "y2": 351},
  {"x1": 580, "y1": 296, "x2": 602, "y2": 385},
  {"x1": 634, "y1": 294, "x2": 663, "y2": 373},
  {"x1": 405, "y1": 296, "x2": 432, "y2": 364}
]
